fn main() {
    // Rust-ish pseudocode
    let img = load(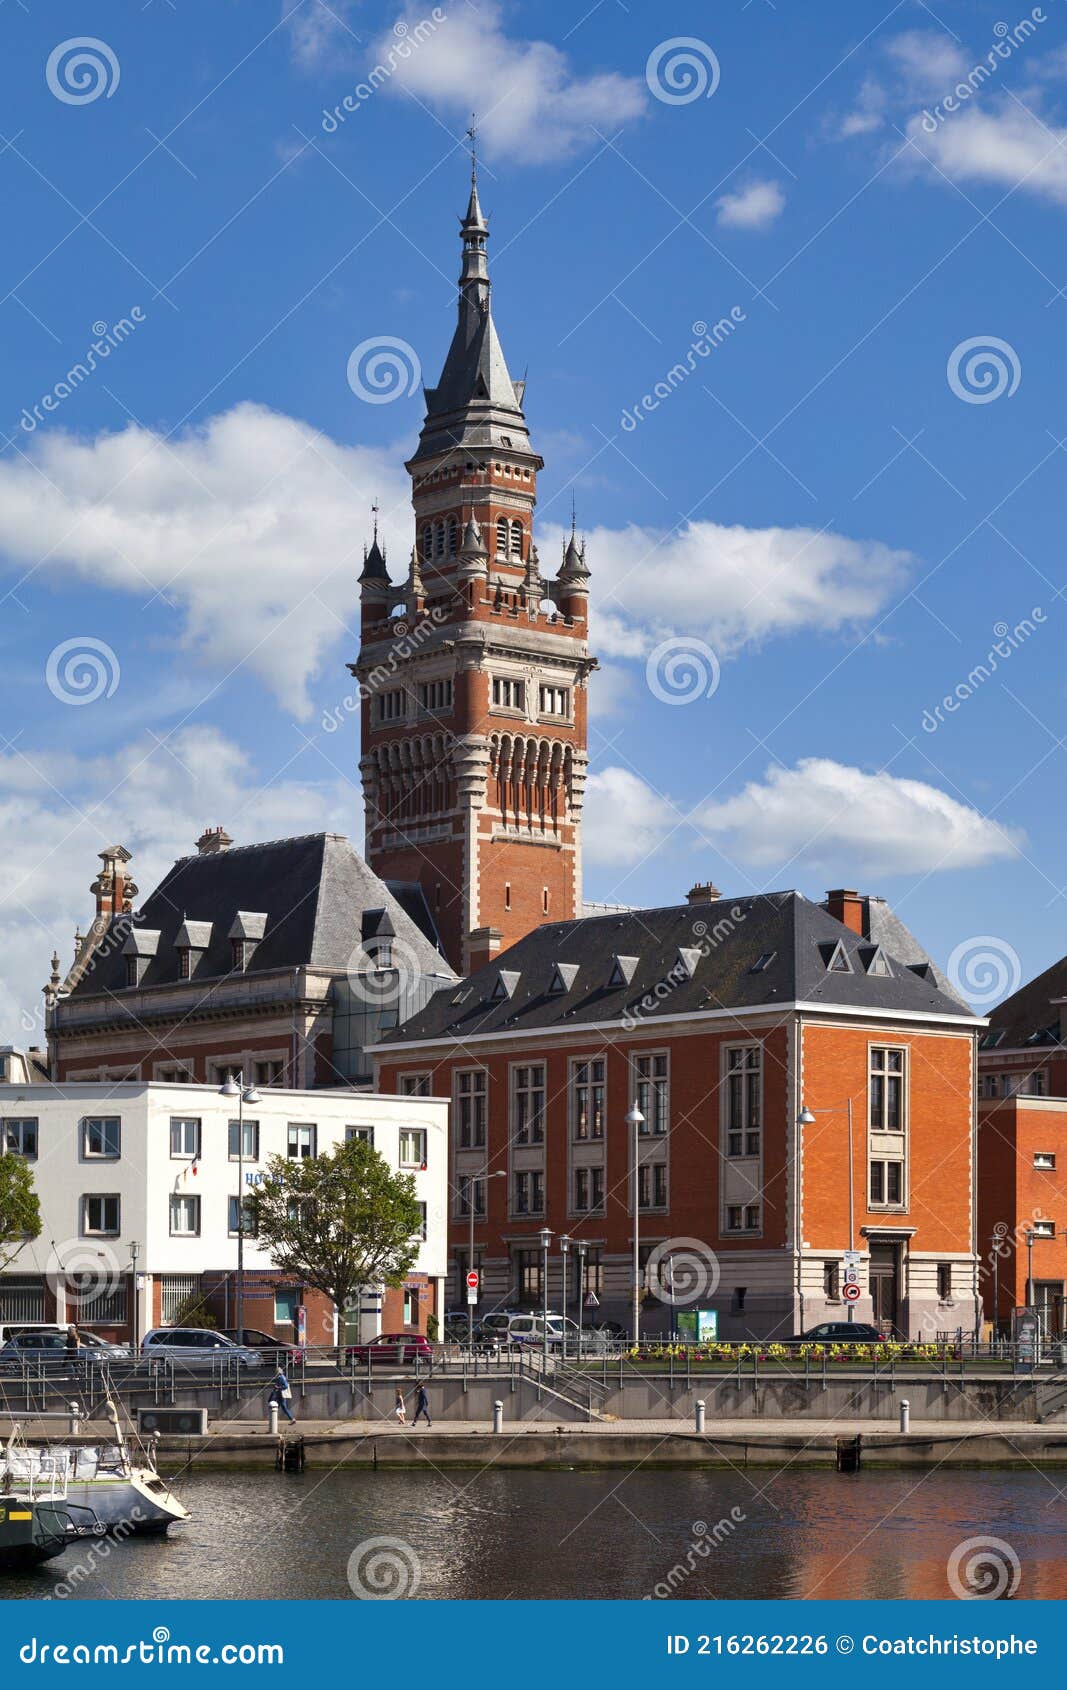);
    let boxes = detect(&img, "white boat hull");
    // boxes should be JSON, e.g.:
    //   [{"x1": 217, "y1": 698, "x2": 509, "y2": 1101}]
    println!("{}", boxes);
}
[{"x1": 65, "y1": 1469, "x2": 188, "y2": 1534}]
